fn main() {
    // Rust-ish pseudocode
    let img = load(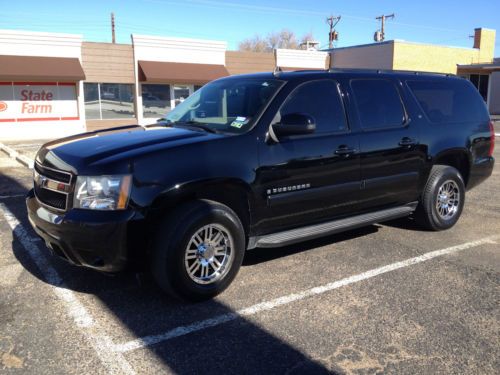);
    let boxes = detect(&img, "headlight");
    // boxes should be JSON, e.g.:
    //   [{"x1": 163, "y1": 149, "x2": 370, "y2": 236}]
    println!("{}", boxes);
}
[{"x1": 74, "y1": 175, "x2": 132, "y2": 210}]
